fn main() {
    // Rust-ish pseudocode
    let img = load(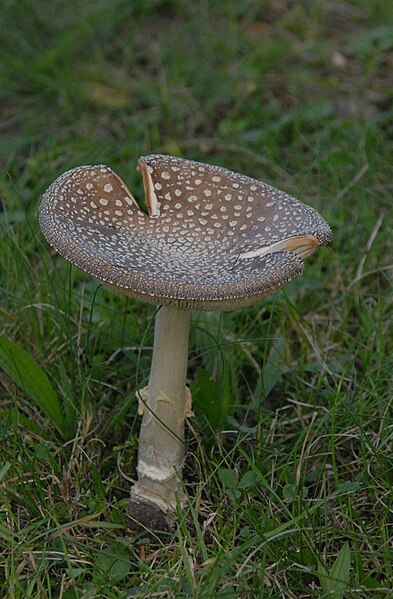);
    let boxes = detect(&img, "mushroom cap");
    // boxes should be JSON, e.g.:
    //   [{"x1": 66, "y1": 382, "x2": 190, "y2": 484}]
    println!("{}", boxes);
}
[{"x1": 39, "y1": 154, "x2": 331, "y2": 310}]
